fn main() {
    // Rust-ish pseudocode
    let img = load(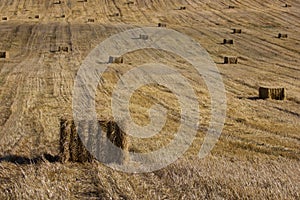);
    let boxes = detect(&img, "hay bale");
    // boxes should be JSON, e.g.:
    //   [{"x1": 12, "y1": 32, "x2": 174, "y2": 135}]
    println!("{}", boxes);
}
[
  {"x1": 34, "y1": 15, "x2": 40, "y2": 19},
  {"x1": 179, "y1": 6, "x2": 186, "y2": 10},
  {"x1": 59, "y1": 119, "x2": 93, "y2": 163},
  {"x1": 278, "y1": 33, "x2": 288, "y2": 38},
  {"x1": 259, "y1": 87, "x2": 286, "y2": 100},
  {"x1": 87, "y1": 18, "x2": 95, "y2": 22},
  {"x1": 61, "y1": 14, "x2": 65, "y2": 18},
  {"x1": 109, "y1": 56, "x2": 123, "y2": 64},
  {"x1": 58, "y1": 46, "x2": 69, "y2": 52},
  {"x1": 158, "y1": 23, "x2": 167, "y2": 27},
  {"x1": 101, "y1": 120, "x2": 129, "y2": 164},
  {"x1": 54, "y1": 0, "x2": 62, "y2": 4},
  {"x1": 284, "y1": 4, "x2": 291, "y2": 7},
  {"x1": 139, "y1": 34, "x2": 149, "y2": 40},
  {"x1": 232, "y1": 29, "x2": 242, "y2": 34},
  {"x1": 223, "y1": 39, "x2": 234, "y2": 44},
  {"x1": 125, "y1": 1, "x2": 134, "y2": 5},
  {"x1": 109, "y1": 13, "x2": 120, "y2": 17},
  {"x1": 224, "y1": 56, "x2": 238, "y2": 64},
  {"x1": 1, "y1": 17, "x2": 8, "y2": 21},
  {"x1": 59, "y1": 119, "x2": 129, "y2": 164},
  {"x1": 228, "y1": 5, "x2": 235, "y2": 9},
  {"x1": 0, "y1": 51, "x2": 9, "y2": 59},
  {"x1": 50, "y1": 44, "x2": 57, "y2": 53}
]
